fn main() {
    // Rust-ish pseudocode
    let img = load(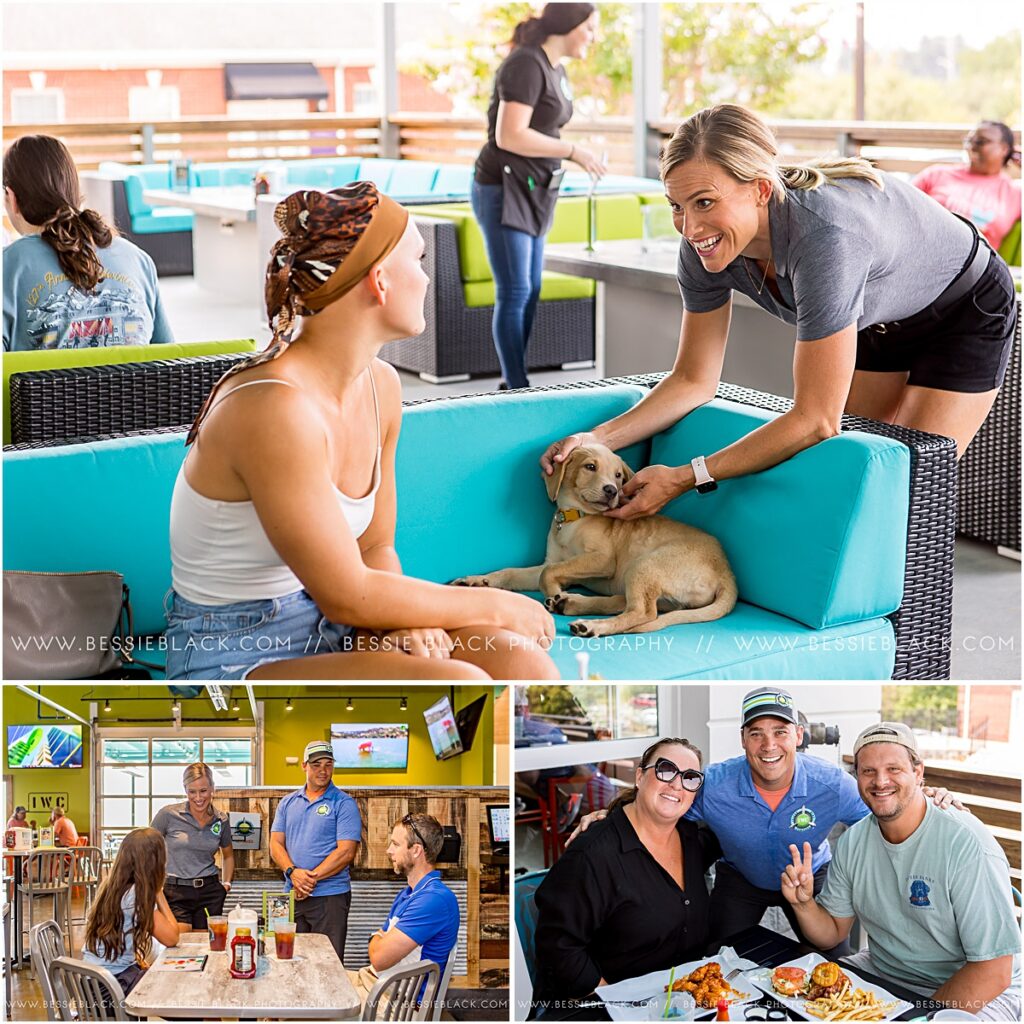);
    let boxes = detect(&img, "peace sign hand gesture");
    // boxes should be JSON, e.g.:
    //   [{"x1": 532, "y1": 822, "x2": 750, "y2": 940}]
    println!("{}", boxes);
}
[{"x1": 781, "y1": 842, "x2": 815, "y2": 905}]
